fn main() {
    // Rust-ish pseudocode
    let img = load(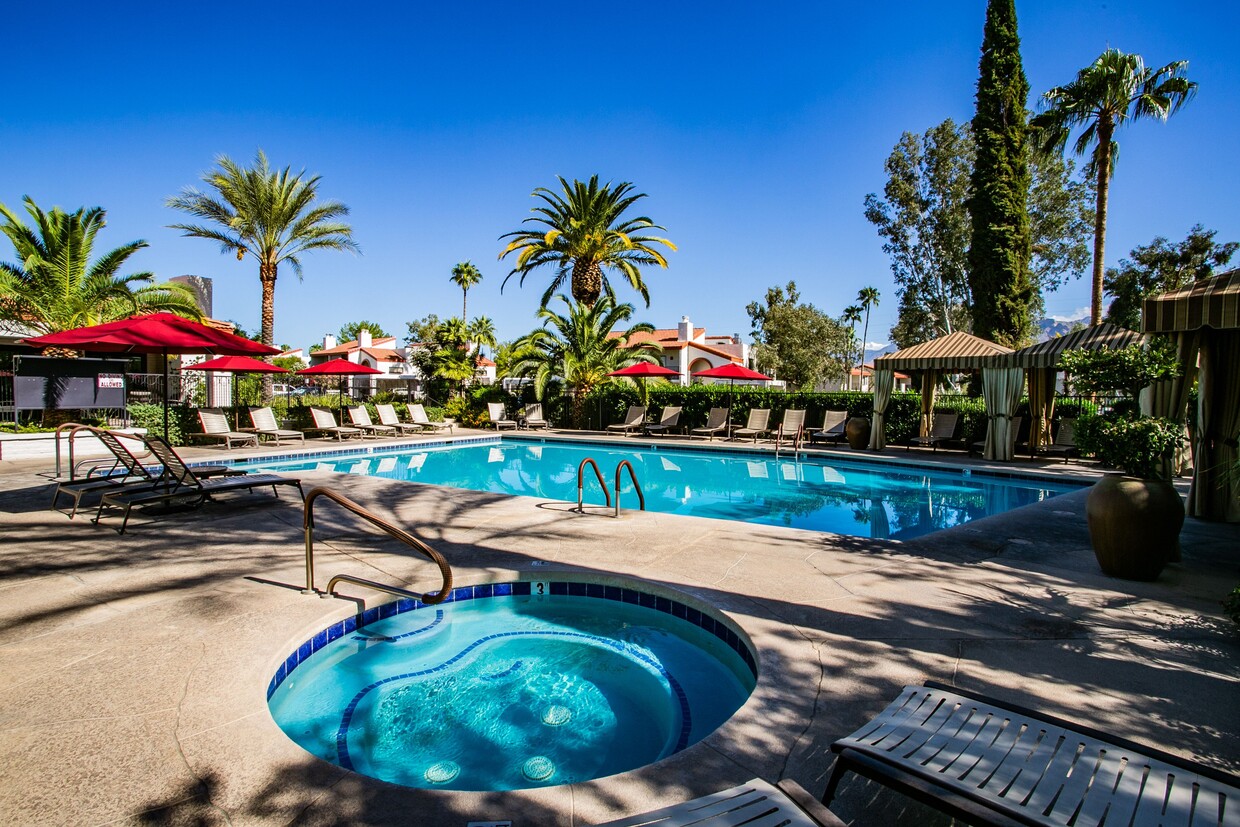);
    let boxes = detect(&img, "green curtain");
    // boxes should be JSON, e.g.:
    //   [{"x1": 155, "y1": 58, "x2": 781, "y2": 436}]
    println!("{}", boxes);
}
[
  {"x1": 1026, "y1": 367, "x2": 1056, "y2": 455},
  {"x1": 869, "y1": 368, "x2": 895, "y2": 450},
  {"x1": 1190, "y1": 330, "x2": 1240, "y2": 521},
  {"x1": 981, "y1": 367, "x2": 1025, "y2": 461},
  {"x1": 919, "y1": 370, "x2": 939, "y2": 437}
]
